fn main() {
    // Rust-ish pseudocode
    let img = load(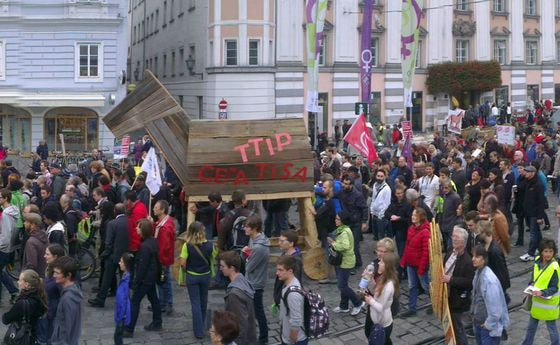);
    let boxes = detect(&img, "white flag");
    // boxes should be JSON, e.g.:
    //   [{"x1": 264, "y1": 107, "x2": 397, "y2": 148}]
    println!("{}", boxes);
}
[{"x1": 140, "y1": 147, "x2": 162, "y2": 195}]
